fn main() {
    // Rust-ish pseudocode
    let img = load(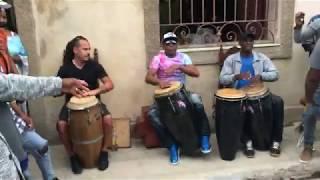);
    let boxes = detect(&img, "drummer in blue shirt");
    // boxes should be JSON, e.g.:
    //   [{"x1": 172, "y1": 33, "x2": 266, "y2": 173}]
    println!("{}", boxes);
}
[{"x1": 220, "y1": 32, "x2": 284, "y2": 158}]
